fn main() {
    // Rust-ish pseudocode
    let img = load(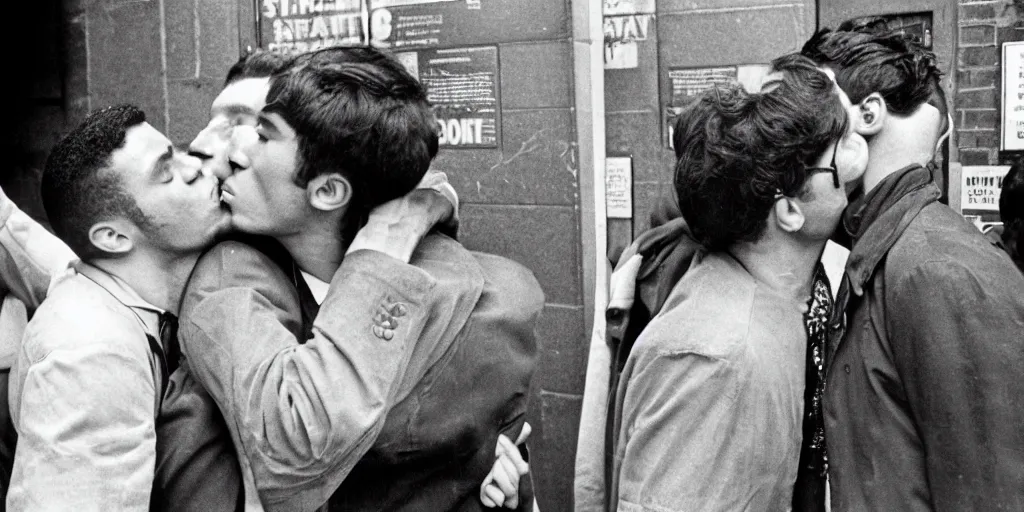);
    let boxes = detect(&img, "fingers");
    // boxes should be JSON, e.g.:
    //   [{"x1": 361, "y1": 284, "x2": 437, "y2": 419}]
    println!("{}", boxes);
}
[
  {"x1": 481, "y1": 455, "x2": 520, "y2": 509},
  {"x1": 499, "y1": 435, "x2": 529, "y2": 476},
  {"x1": 514, "y1": 422, "x2": 532, "y2": 445},
  {"x1": 481, "y1": 480, "x2": 503, "y2": 508}
]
